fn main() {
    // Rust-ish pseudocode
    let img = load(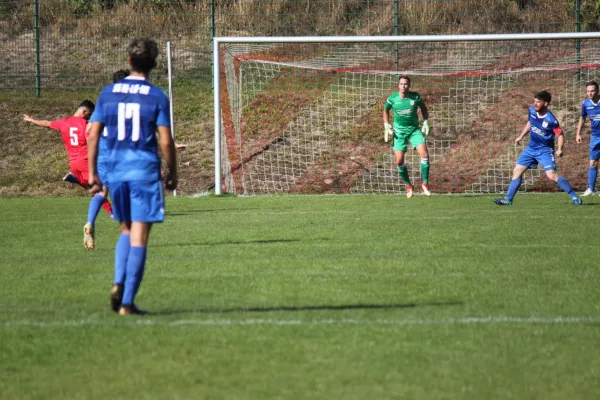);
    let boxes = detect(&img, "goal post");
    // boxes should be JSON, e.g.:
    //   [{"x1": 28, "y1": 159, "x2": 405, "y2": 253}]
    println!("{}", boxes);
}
[{"x1": 213, "y1": 33, "x2": 600, "y2": 196}]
